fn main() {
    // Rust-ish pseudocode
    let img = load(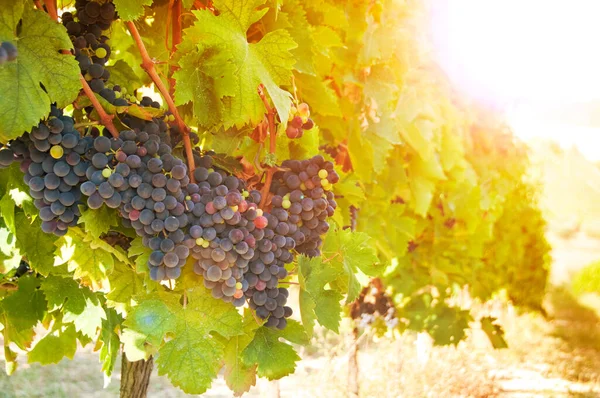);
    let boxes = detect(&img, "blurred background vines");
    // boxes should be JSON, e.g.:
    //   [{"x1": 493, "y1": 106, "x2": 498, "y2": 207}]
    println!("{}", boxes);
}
[{"x1": 0, "y1": 0, "x2": 559, "y2": 397}]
